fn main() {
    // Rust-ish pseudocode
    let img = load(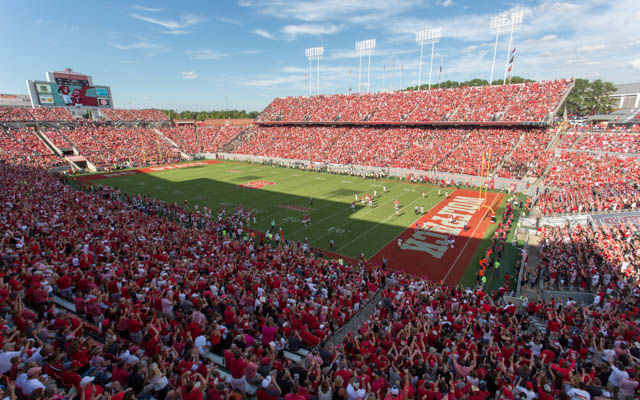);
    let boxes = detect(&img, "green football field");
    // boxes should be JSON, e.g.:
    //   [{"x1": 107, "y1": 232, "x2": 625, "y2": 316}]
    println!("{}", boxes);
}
[
  {"x1": 94, "y1": 161, "x2": 448, "y2": 257},
  {"x1": 88, "y1": 160, "x2": 524, "y2": 289}
]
